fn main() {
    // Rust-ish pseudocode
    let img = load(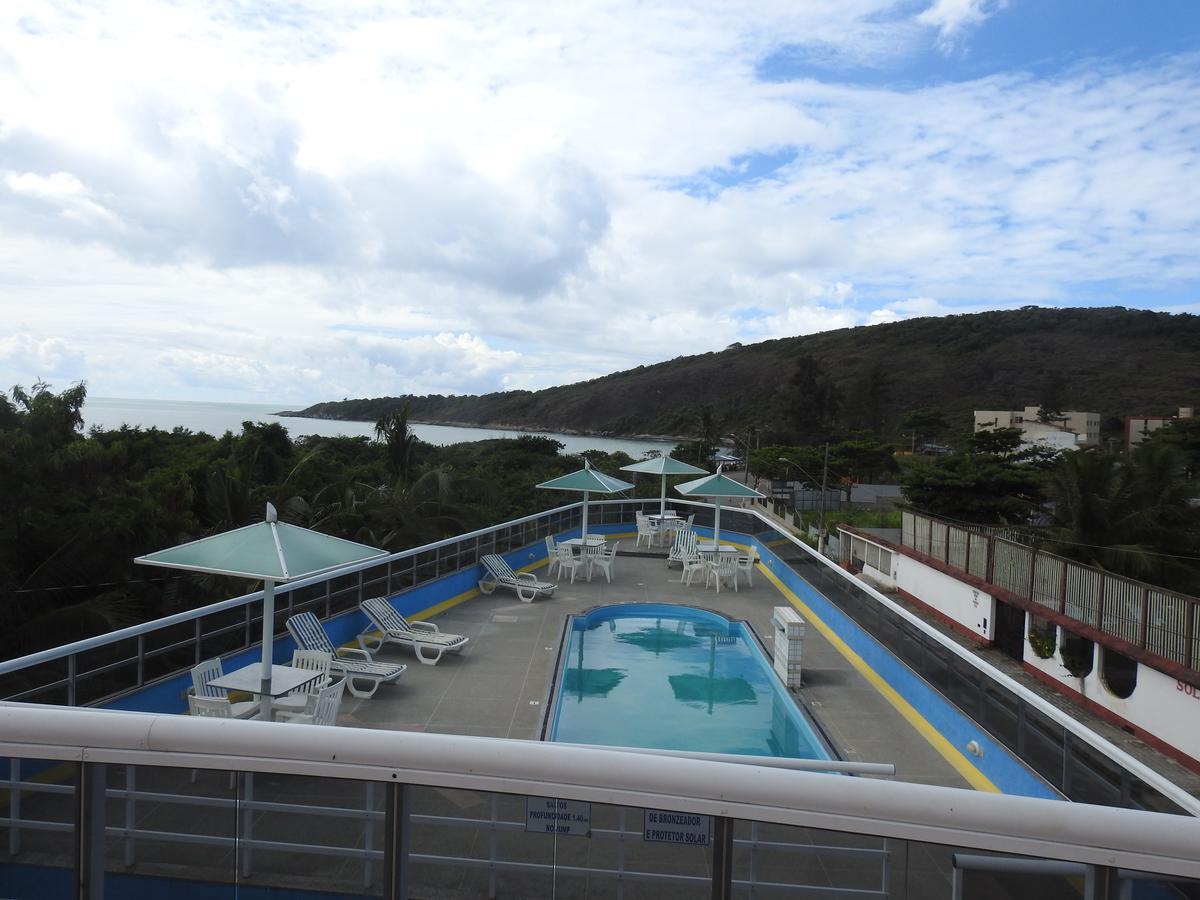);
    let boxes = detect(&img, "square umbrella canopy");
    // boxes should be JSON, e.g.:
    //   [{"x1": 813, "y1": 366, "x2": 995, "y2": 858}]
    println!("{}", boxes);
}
[
  {"x1": 135, "y1": 503, "x2": 387, "y2": 718},
  {"x1": 537, "y1": 460, "x2": 634, "y2": 542},
  {"x1": 674, "y1": 466, "x2": 764, "y2": 548},
  {"x1": 620, "y1": 455, "x2": 708, "y2": 517}
]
